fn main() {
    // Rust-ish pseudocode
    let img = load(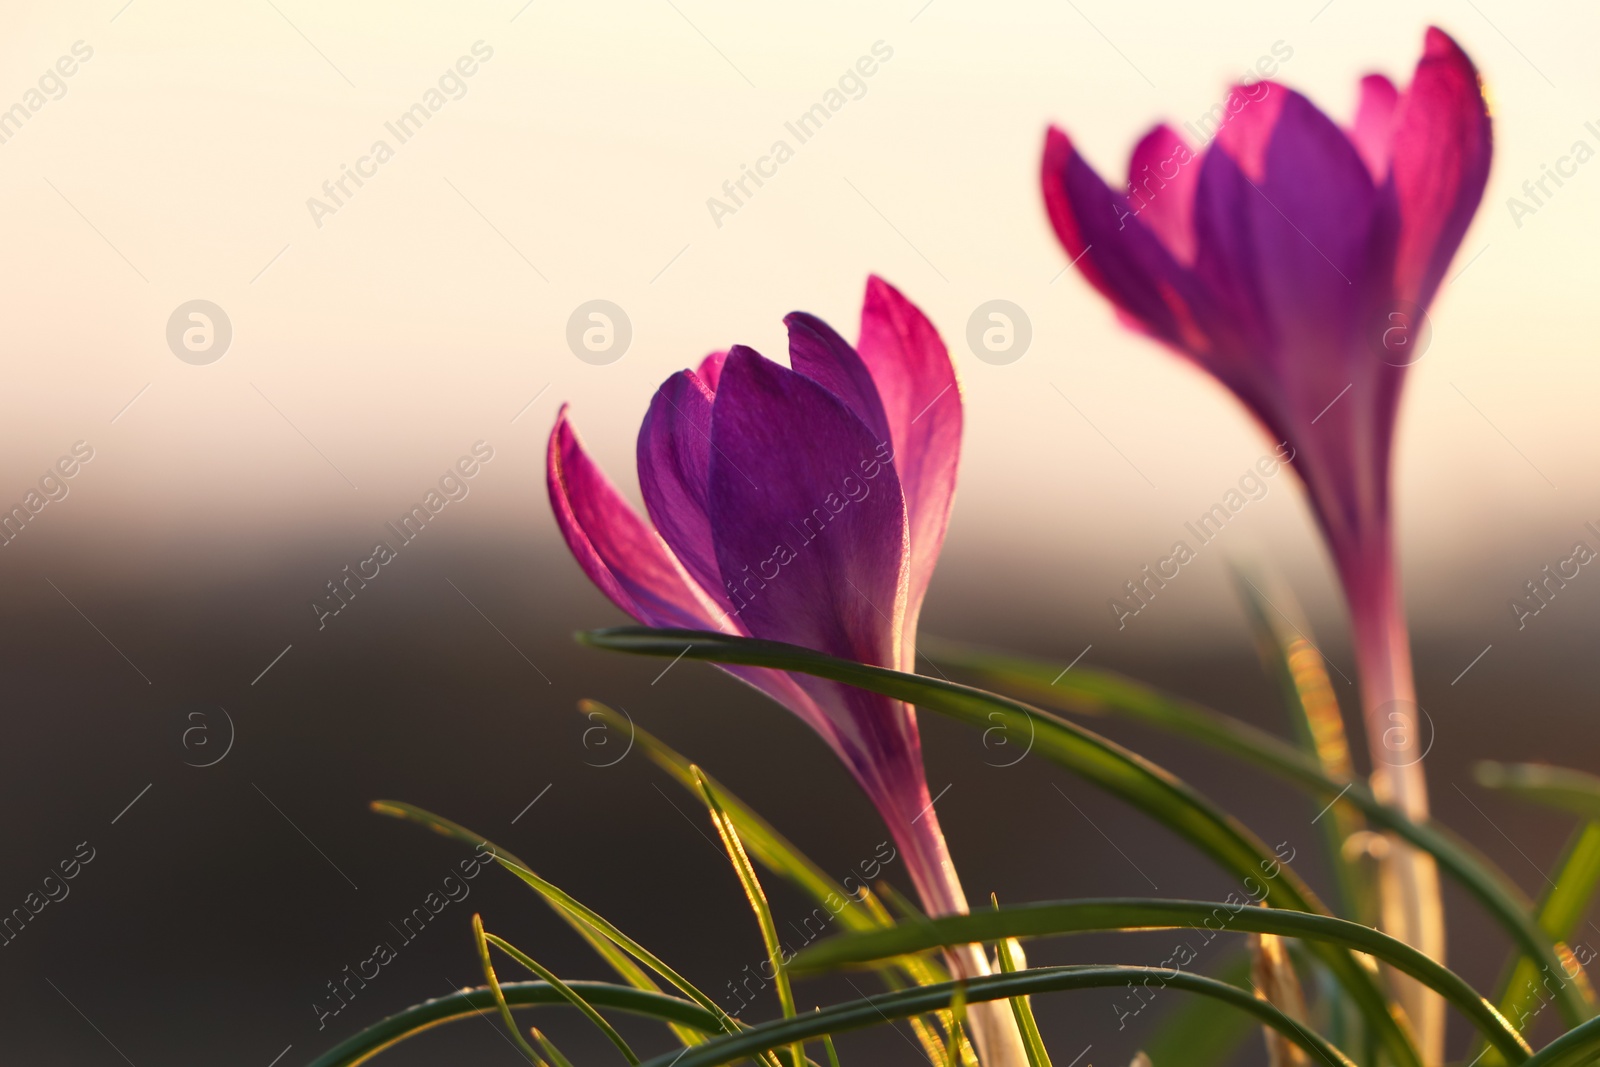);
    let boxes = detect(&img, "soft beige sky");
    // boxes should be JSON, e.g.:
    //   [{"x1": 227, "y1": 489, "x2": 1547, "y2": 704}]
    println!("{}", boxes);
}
[{"x1": 1, "y1": 0, "x2": 1596, "y2": 643}]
